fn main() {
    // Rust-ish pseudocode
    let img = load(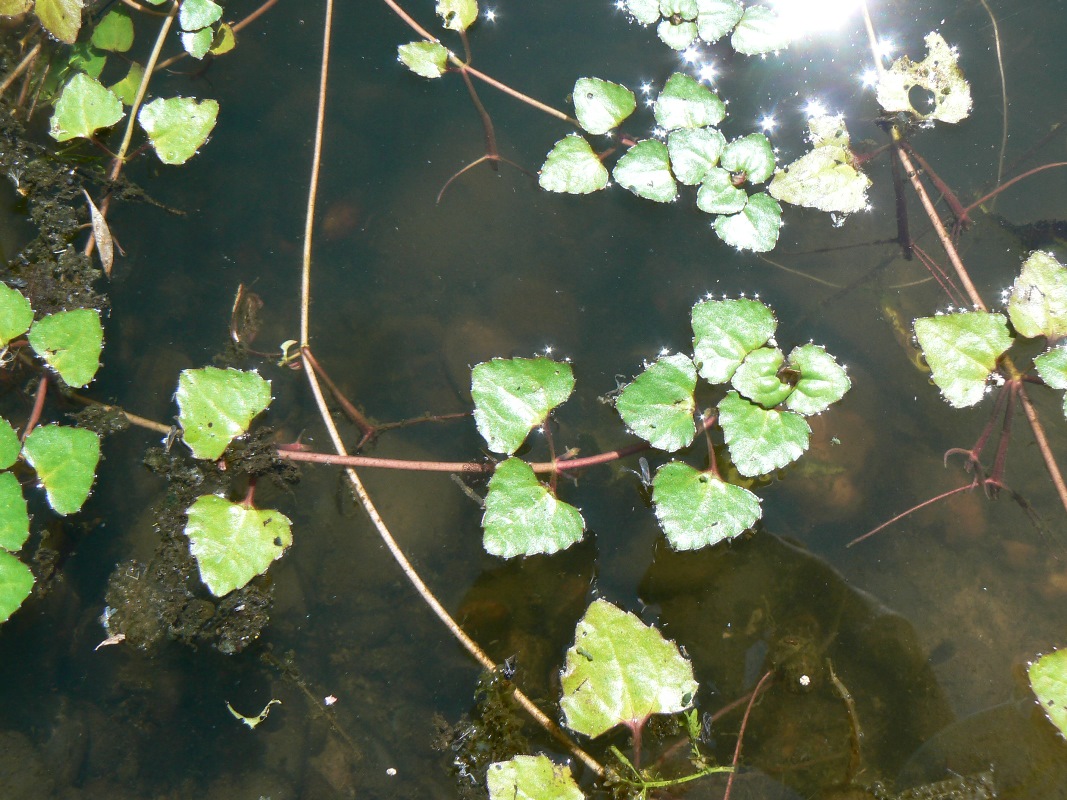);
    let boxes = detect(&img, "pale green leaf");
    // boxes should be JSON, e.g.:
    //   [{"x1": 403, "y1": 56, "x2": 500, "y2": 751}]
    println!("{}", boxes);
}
[
  {"x1": 109, "y1": 61, "x2": 145, "y2": 106},
  {"x1": 49, "y1": 73, "x2": 124, "y2": 142},
  {"x1": 718, "y1": 391, "x2": 809, "y2": 477},
  {"x1": 471, "y1": 357, "x2": 575, "y2": 454},
  {"x1": 652, "y1": 462, "x2": 760, "y2": 550},
  {"x1": 1008, "y1": 251, "x2": 1067, "y2": 340},
  {"x1": 179, "y1": 0, "x2": 222, "y2": 31},
  {"x1": 184, "y1": 495, "x2": 292, "y2": 597},
  {"x1": 481, "y1": 458, "x2": 585, "y2": 558},
  {"x1": 573, "y1": 77, "x2": 636, "y2": 135},
  {"x1": 691, "y1": 297, "x2": 777, "y2": 384},
  {"x1": 720, "y1": 133, "x2": 775, "y2": 184},
  {"x1": 561, "y1": 599, "x2": 697, "y2": 738},
  {"x1": 487, "y1": 755, "x2": 584, "y2": 800},
  {"x1": 654, "y1": 72, "x2": 725, "y2": 130},
  {"x1": 0, "y1": 0, "x2": 32, "y2": 14},
  {"x1": 27, "y1": 308, "x2": 103, "y2": 388},
  {"x1": 22, "y1": 425, "x2": 100, "y2": 515},
  {"x1": 696, "y1": 167, "x2": 747, "y2": 215},
  {"x1": 91, "y1": 8, "x2": 134, "y2": 52},
  {"x1": 667, "y1": 126, "x2": 725, "y2": 185},
  {"x1": 714, "y1": 192, "x2": 782, "y2": 252},
  {"x1": 613, "y1": 139, "x2": 677, "y2": 203},
  {"x1": 732, "y1": 346, "x2": 792, "y2": 408},
  {"x1": 661, "y1": 0, "x2": 698, "y2": 15},
  {"x1": 769, "y1": 114, "x2": 871, "y2": 214},
  {"x1": 0, "y1": 283, "x2": 33, "y2": 345},
  {"x1": 539, "y1": 134, "x2": 609, "y2": 194},
  {"x1": 696, "y1": 0, "x2": 743, "y2": 43},
  {"x1": 0, "y1": 418, "x2": 19, "y2": 470},
  {"x1": 65, "y1": 42, "x2": 106, "y2": 79},
  {"x1": 436, "y1": 0, "x2": 477, "y2": 31},
  {"x1": 0, "y1": 551, "x2": 34, "y2": 624},
  {"x1": 876, "y1": 32, "x2": 972, "y2": 123},
  {"x1": 0, "y1": 473, "x2": 30, "y2": 552},
  {"x1": 1034, "y1": 346, "x2": 1067, "y2": 419},
  {"x1": 35, "y1": 0, "x2": 83, "y2": 44},
  {"x1": 784, "y1": 343, "x2": 851, "y2": 415},
  {"x1": 138, "y1": 96, "x2": 219, "y2": 164},
  {"x1": 657, "y1": 18, "x2": 698, "y2": 50},
  {"x1": 180, "y1": 28, "x2": 213, "y2": 60},
  {"x1": 1029, "y1": 649, "x2": 1067, "y2": 739},
  {"x1": 210, "y1": 22, "x2": 236, "y2": 55},
  {"x1": 176, "y1": 367, "x2": 272, "y2": 460},
  {"x1": 615, "y1": 353, "x2": 697, "y2": 452},
  {"x1": 730, "y1": 5, "x2": 791, "y2": 55},
  {"x1": 397, "y1": 41, "x2": 449, "y2": 79},
  {"x1": 913, "y1": 312, "x2": 1012, "y2": 408},
  {"x1": 623, "y1": 0, "x2": 660, "y2": 24}
]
